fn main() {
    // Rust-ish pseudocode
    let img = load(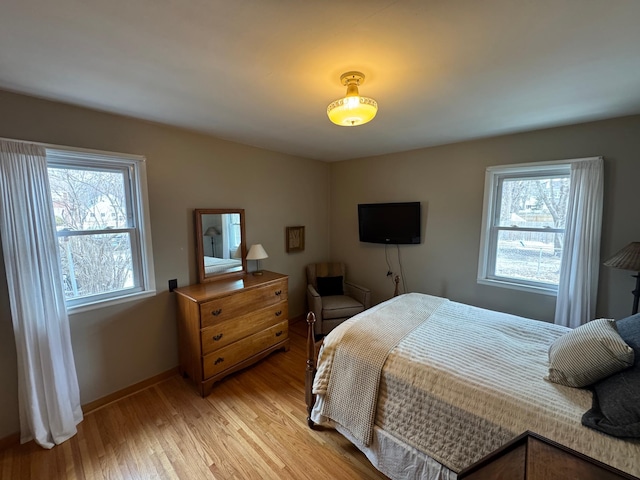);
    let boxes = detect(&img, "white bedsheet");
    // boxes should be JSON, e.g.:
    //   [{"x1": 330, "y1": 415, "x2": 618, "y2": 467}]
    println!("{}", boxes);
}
[{"x1": 204, "y1": 255, "x2": 241, "y2": 274}]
